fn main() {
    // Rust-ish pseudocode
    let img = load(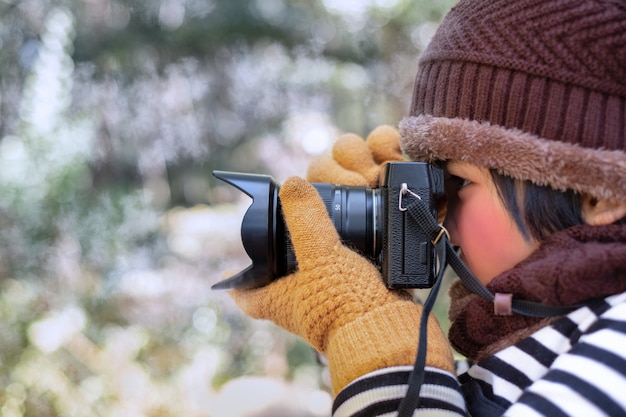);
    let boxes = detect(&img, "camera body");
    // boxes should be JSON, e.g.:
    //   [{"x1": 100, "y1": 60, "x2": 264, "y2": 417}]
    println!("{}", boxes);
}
[
  {"x1": 212, "y1": 161, "x2": 444, "y2": 290},
  {"x1": 379, "y1": 162, "x2": 444, "y2": 288}
]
